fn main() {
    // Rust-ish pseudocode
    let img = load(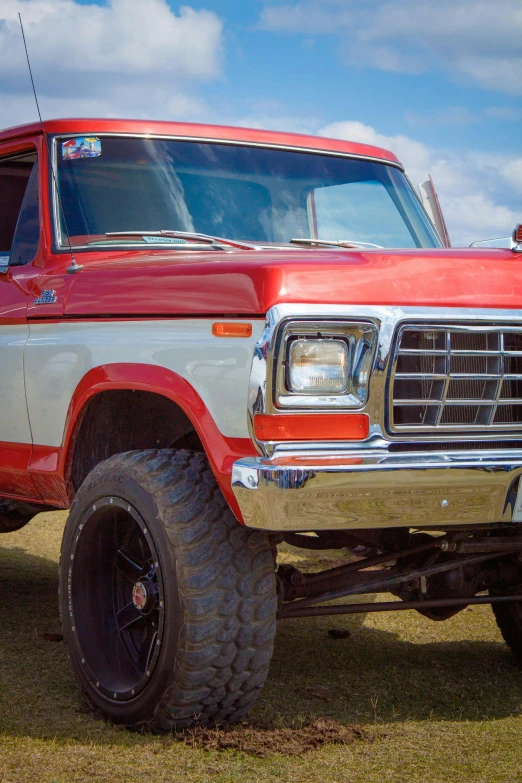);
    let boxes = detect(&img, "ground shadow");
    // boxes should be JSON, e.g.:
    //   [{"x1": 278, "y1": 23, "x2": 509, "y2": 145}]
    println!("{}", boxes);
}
[
  {"x1": 257, "y1": 612, "x2": 522, "y2": 727},
  {"x1": 1, "y1": 542, "x2": 521, "y2": 745}
]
